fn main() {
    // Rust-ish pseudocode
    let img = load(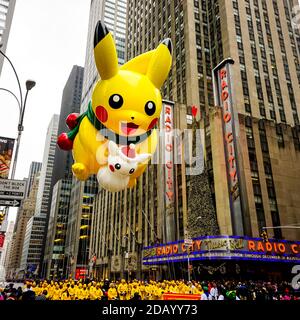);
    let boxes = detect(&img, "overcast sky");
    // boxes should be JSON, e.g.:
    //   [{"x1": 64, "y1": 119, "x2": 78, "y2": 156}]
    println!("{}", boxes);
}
[{"x1": 0, "y1": 0, "x2": 90, "y2": 182}]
